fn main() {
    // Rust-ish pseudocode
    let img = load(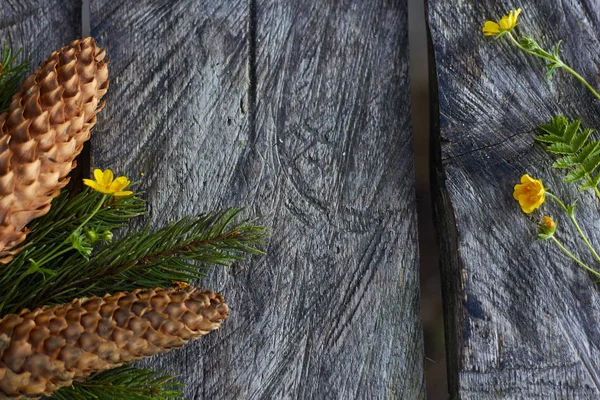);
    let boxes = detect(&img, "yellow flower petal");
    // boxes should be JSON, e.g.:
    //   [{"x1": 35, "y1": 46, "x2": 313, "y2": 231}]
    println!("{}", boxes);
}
[
  {"x1": 483, "y1": 8, "x2": 522, "y2": 37},
  {"x1": 102, "y1": 169, "x2": 114, "y2": 186},
  {"x1": 83, "y1": 179, "x2": 101, "y2": 191},
  {"x1": 110, "y1": 176, "x2": 131, "y2": 192},
  {"x1": 84, "y1": 169, "x2": 133, "y2": 197},
  {"x1": 542, "y1": 216, "x2": 555, "y2": 229},
  {"x1": 513, "y1": 174, "x2": 545, "y2": 213},
  {"x1": 93, "y1": 169, "x2": 104, "y2": 183},
  {"x1": 482, "y1": 21, "x2": 501, "y2": 36},
  {"x1": 113, "y1": 190, "x2": 134, "y2": 198}
]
